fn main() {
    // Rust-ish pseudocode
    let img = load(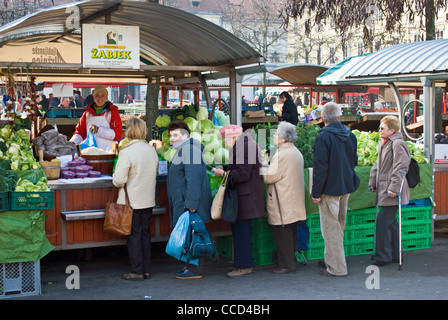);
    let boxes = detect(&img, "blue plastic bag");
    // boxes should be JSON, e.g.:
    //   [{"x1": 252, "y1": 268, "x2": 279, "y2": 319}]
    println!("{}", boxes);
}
[
  {"x1": 165, "y1": 211, "x2": 199, "y2": 266},
  {"x1": 80, "y1": 131, "x2": 97, "y2": 150}
]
